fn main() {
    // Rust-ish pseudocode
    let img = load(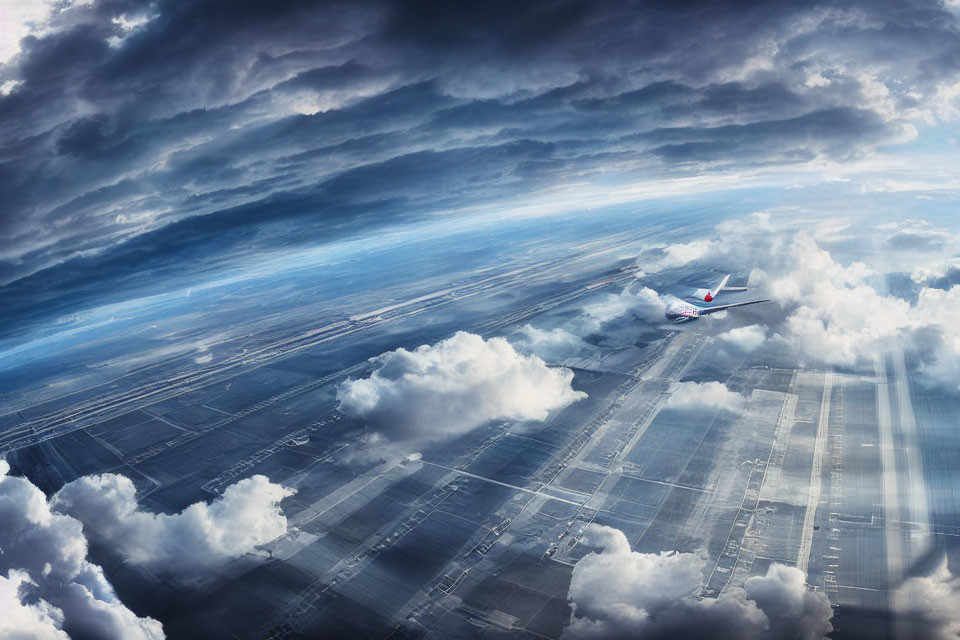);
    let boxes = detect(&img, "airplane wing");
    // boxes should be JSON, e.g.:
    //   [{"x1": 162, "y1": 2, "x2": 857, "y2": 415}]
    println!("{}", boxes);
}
[{"x1": 697, "y1": 299, "x2": 770, "y2": 315}]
